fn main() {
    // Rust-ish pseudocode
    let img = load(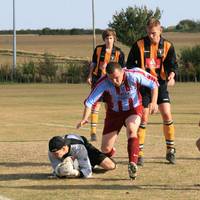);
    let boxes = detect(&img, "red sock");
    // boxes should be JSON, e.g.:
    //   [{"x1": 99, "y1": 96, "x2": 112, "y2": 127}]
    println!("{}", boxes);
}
[
  {"x1": 104, "y1": 147, "x2": 116, "y2": 157},
  {"x1": 127, "y1": 137, "x2": 139, "y2": 163}
]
